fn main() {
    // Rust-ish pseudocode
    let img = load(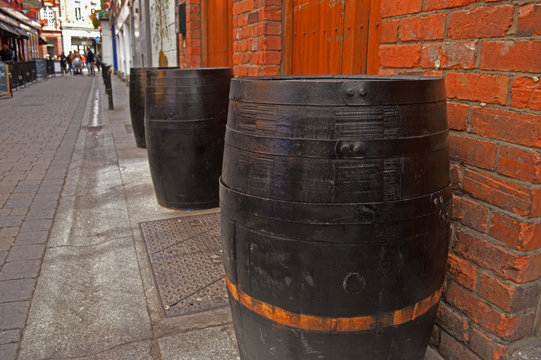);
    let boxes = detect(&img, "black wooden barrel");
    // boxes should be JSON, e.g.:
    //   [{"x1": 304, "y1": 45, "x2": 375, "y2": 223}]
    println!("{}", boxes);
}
[
  {"x1": 220, "y1": 76, "x2": 451, "y2": 360},
  {"x1": 129, "y1": 67, "x2": 149, "y2": 148},
  {"x1": 145, "y1": 67, "x2": 232, "y2": 210}
]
